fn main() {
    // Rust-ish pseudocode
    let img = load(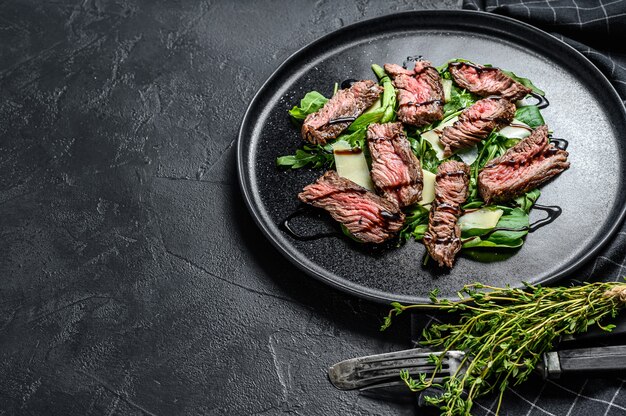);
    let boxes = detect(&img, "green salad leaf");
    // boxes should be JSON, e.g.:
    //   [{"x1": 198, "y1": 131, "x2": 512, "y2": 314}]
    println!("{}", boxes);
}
[
  {"x1": 501, "y1": 69, "x2": 545, "y2": 96},
  {"x1": 515, "y1": 189, "x2": 541, "y2": 213},
  {"x1": 515, "y1": 105, "x2": 545, "y2": 128},
  {"x1": 400, "y1": 204, "x2": 430, "y2": 241},
  {"x1": 462, "y1": 206, "x2": 529, "y2": 249},
  {"x1": 407, "y1": 134, "x2": 442, "y2": 174},
  {"x1": 288, "y1": 91, "x2": 328, "y2": 120},
  {"x1": 443, "y1": 85, "x2": 477, "y2": 118},
  {"x1": 276, "y1": 144, "x2": 334, "y2": 169}
]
